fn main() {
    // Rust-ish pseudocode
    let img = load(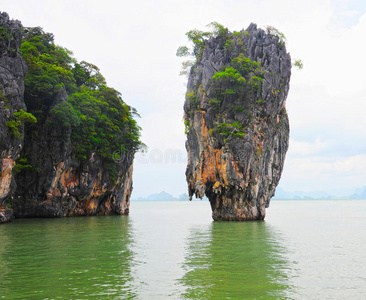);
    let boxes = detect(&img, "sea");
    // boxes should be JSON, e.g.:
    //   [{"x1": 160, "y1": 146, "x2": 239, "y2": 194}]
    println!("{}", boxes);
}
[{"x1": 0, "y1": 200, "x2": 365, "y2": 299}]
